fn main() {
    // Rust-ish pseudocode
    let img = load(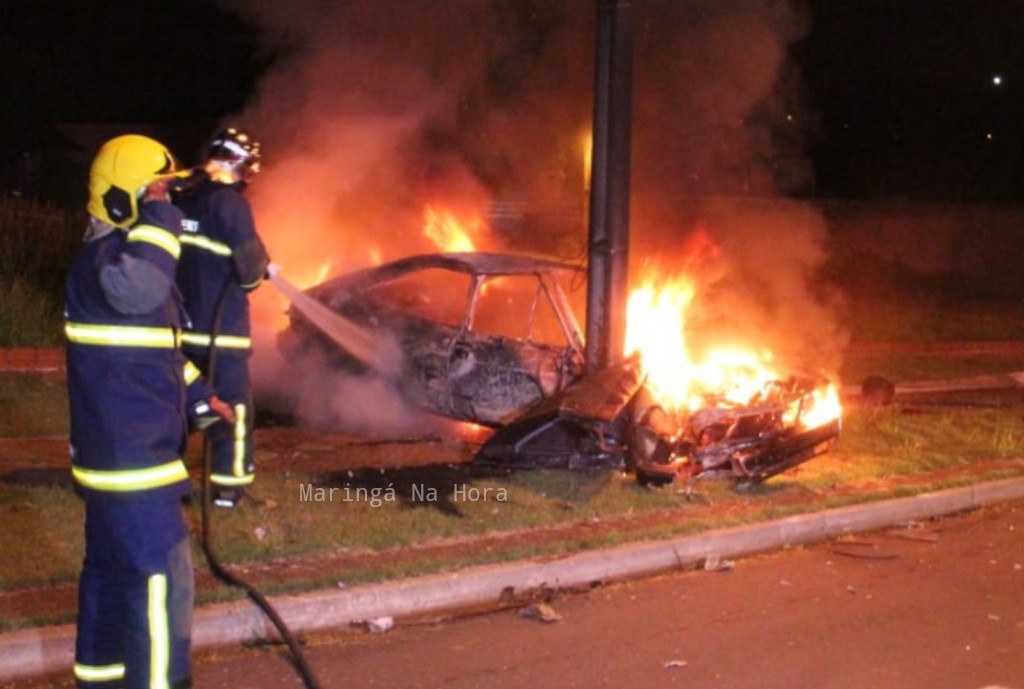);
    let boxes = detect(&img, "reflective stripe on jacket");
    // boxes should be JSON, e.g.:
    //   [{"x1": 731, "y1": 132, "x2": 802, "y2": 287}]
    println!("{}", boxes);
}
[
  {"x1": 175, "y1": 180, "x2": 269, "y2": 357},
  {"x1": 64, "y1": 201, "x2": 192, "y2": 499}
]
